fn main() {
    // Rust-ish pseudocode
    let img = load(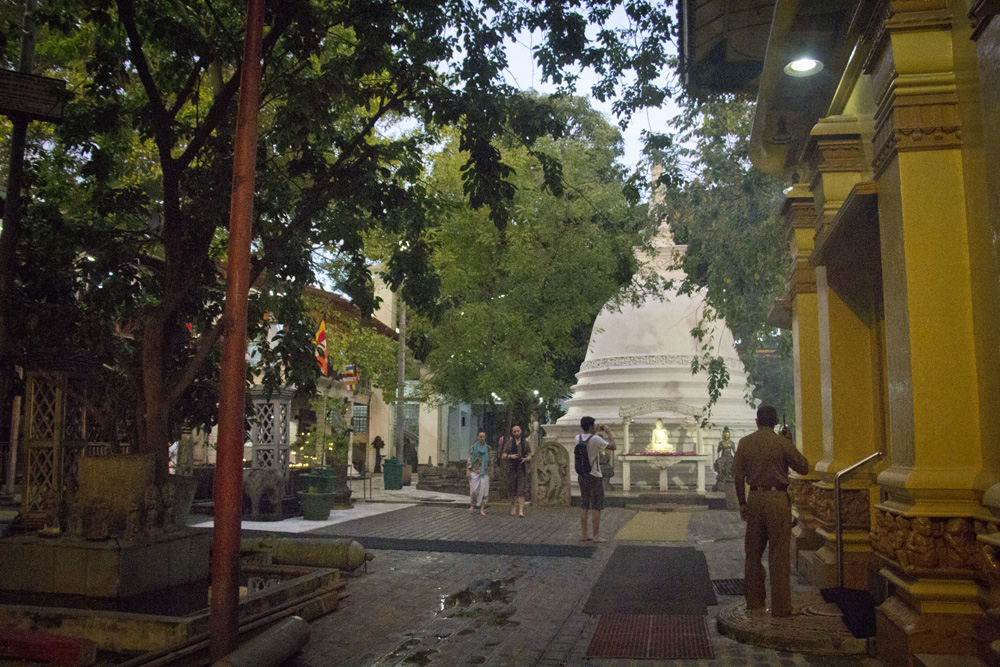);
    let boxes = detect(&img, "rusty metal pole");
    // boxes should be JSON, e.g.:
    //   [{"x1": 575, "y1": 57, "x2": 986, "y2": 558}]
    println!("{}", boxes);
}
[{"x1": 210, "y1": 0, "x2": 265, "y2": 660}]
